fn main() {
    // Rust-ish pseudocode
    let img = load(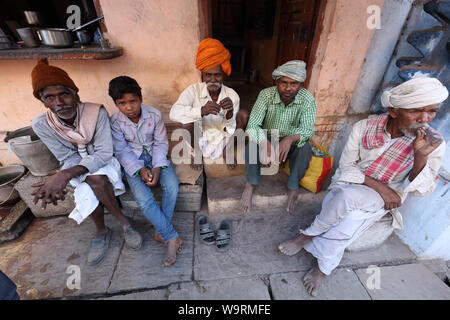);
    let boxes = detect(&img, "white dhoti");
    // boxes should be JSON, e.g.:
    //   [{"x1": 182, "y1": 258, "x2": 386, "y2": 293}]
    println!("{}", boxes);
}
[
  {"x1": 68, "y1": 157, "x2": 125, "y2": 224},
  {"x1": 303, "y1": 184, "x2": 387, "y2": 275},
  {"x1": 199, "y1": 122, "x2": 233, "y2": 160}
]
